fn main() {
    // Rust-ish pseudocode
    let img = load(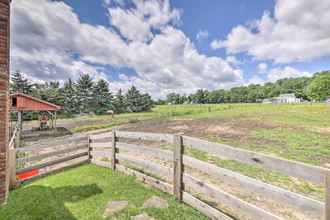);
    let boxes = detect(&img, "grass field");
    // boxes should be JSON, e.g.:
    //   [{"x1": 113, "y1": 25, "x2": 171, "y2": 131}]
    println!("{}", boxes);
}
[
  {"x1": 62, "y1": 104, "x2": 330, "y2": 164},
  {"x1": 22, "y1": 104, "x2": 330, "y2": 199},
  {"x1": 0, "y1": 164, "x2": 206, "y2": 220}
]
